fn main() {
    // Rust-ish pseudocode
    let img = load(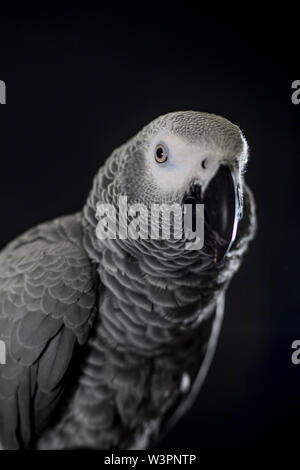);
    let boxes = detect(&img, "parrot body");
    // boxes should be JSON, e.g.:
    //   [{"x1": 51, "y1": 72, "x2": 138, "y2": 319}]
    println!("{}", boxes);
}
[{"x1": 0, "y1": 112, "x2": 256, "y2": 449}]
